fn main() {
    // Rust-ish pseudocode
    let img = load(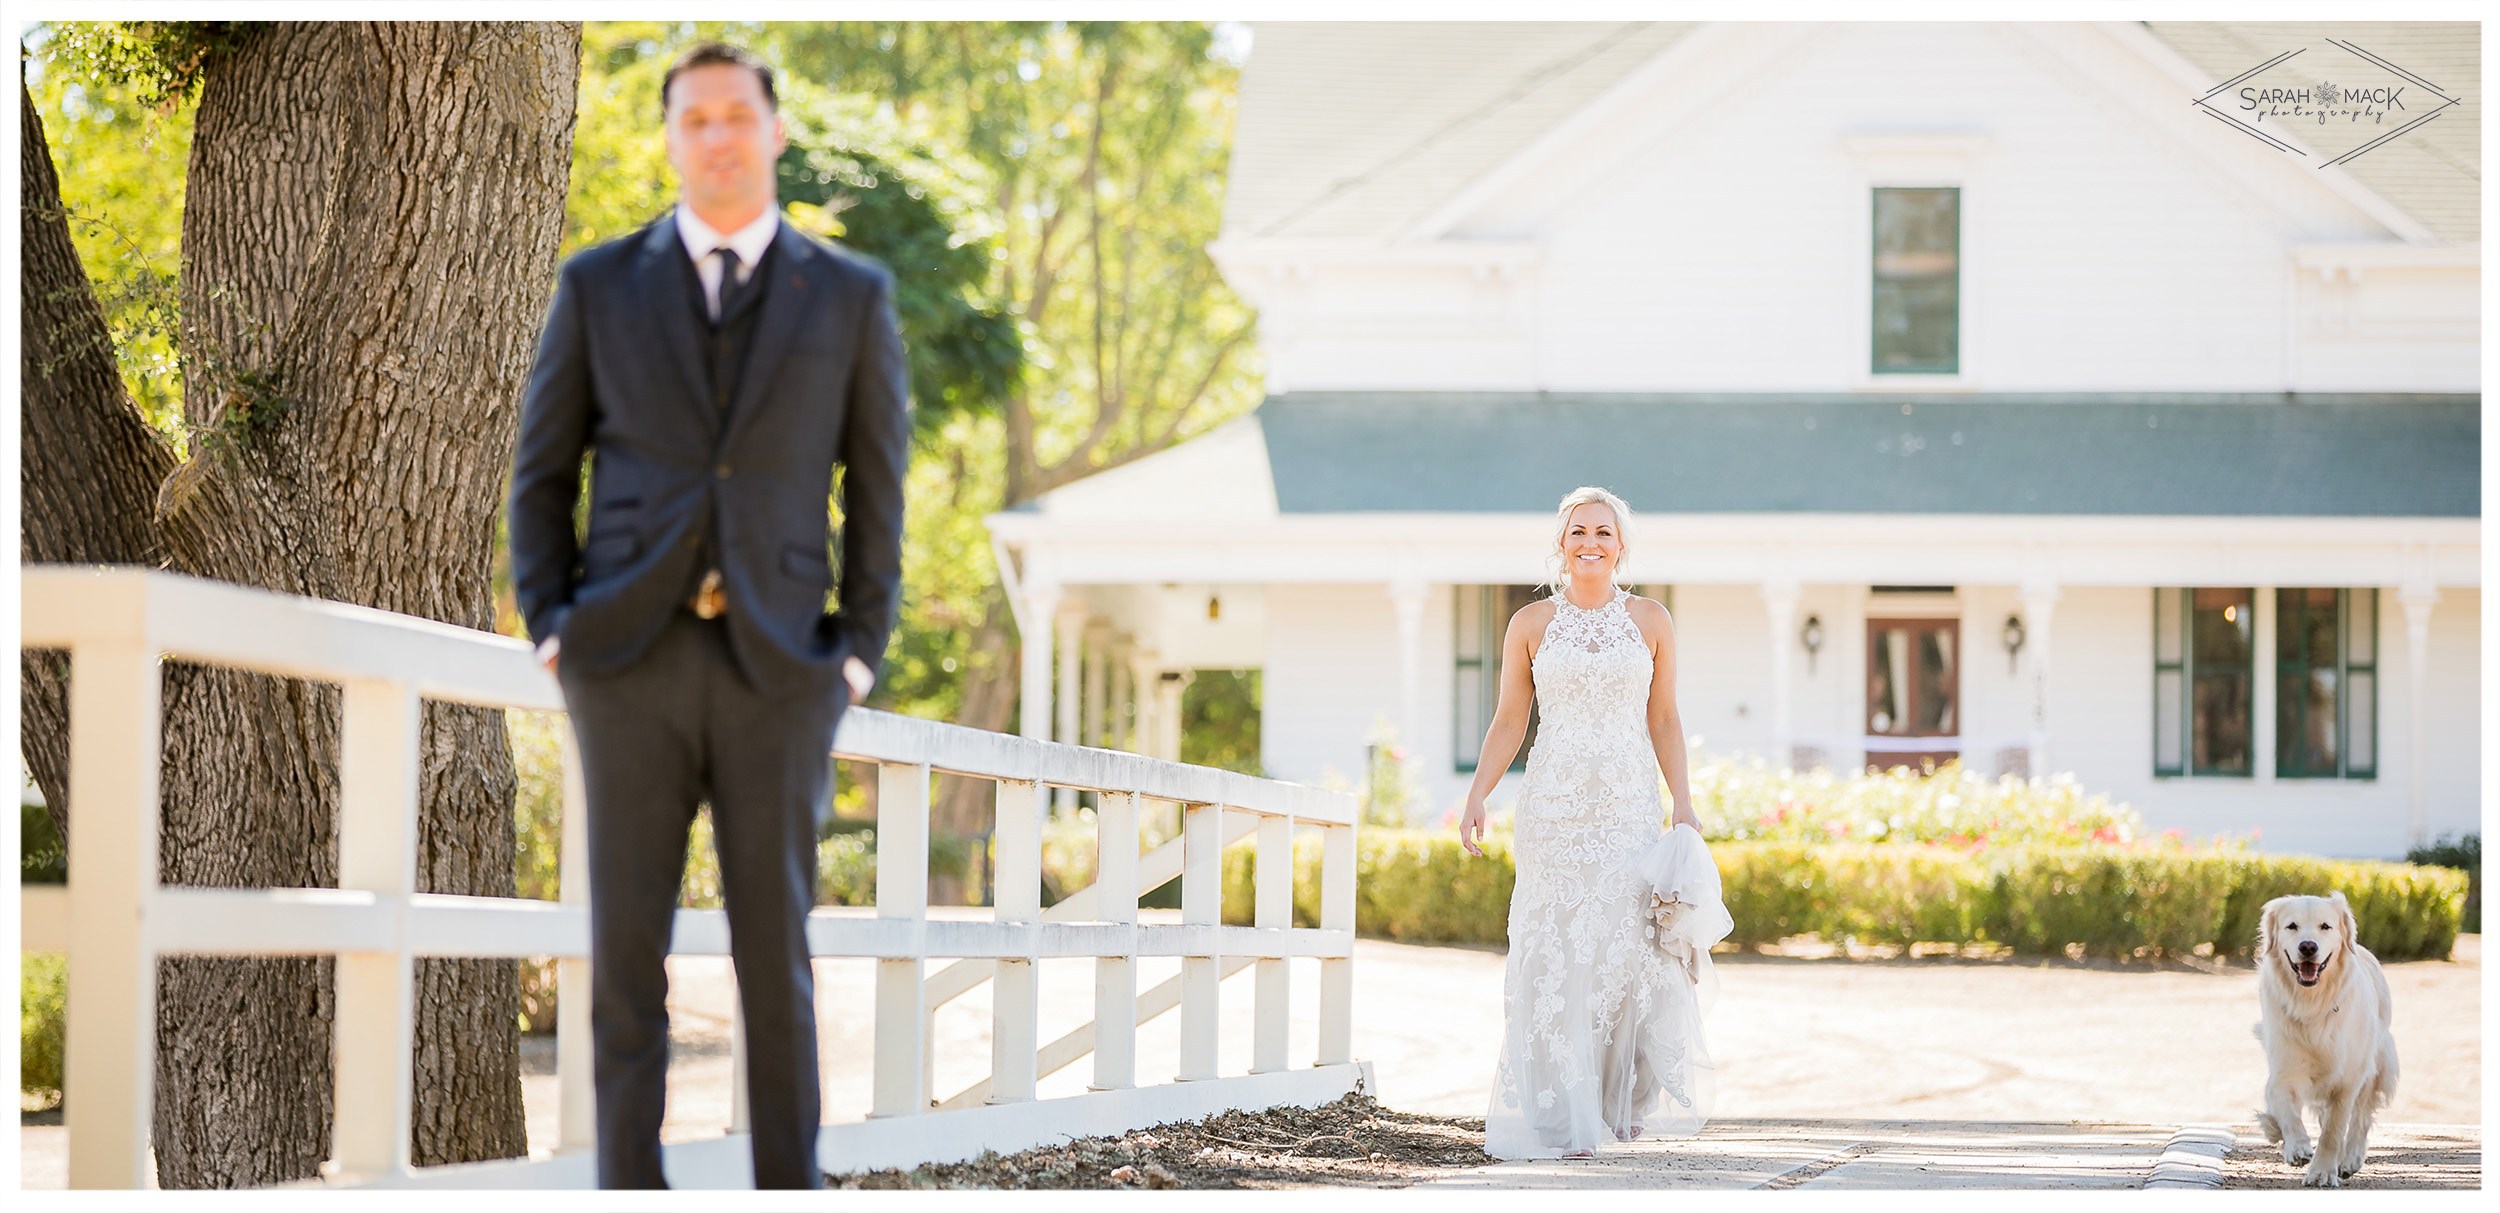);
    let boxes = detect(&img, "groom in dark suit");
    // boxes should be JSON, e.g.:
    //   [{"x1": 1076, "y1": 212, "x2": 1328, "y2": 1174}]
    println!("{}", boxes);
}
[{"x1": 508, "y1": 42, "x2": 909, "y2": 1189}]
